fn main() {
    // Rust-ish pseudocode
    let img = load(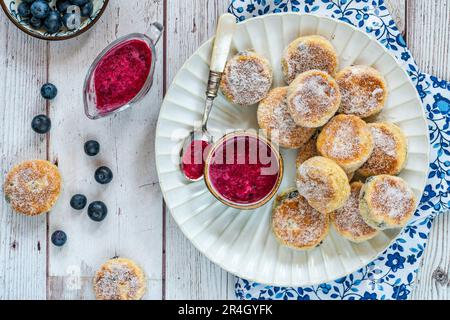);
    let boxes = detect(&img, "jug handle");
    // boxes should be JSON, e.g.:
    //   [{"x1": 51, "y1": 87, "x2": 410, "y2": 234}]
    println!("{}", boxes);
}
[{"x1": 148, "y1": 22, "x2": 164, "y2": 45}]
